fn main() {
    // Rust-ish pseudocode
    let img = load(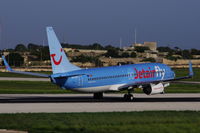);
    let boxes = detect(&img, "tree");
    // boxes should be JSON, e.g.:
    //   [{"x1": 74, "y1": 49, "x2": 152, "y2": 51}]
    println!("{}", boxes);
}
[
  {"x1": 15, "y1": 44, "x2": 27, "y2": 52},
  {"x1": 94, "y1": 58, "x2": 103, "y2": 67},
  {"x1": 5, "y1": 53, "x2": 24, "y2": 66},
  {"x1": 71, "y1": 54, "x2": 103, "y2": 67},
  {"x1": 191, "y1": 49, "x2": 200, "y2": 55},
  {"x1": 167, "y1": 56, "x2": 179, "y2": 61},
  {"x1": 174, "y1": 50, "x2": 182, "y2": 55},
  {"x1": 121, "y1": 52, "x2": 130, "y2": 58},
  {"x1": 61, "y1": 43, "x2": 105, "y2": 50},
  {"x1": 4, "y1": 49, "x2": 14, "y2": 52},
  {"x1": 27, "y1": 43, "x2": 40, "y2": 52},
  {"x1": 39, "y1": 46, "x2": 50, "y2": 61},
  {"x1": 91, "y1": 43, "x2": 104, "y2": 50},
  {"x1": 157, "y1": 47, "x2": 174, "y2": 53},
  {"x1": 105, "y1": 49, "x2": 119, "y2": 58},
  {"x1": 27, "y1": 43, "x2": 50, "y2": 61},
  {"x1": 182, "y1": 50, "x2": 192, "y2": 59},
  {"x1": 142, "y1": 58, "x2": 156, "y2": 62},
  {"x1": 130, "y1": 52, "x2": 137, "y2": 58},
  {"x1": 134, "y1": 46, "x2": 149, "y2": 53},
  {"x1": 74, "y1": 49, "x2": 79, "y2": 52},
  {"x1": 104, "y1": 45, "x2": 116, "y2": 50},
  {"x1": 71, "y1": 54, "x2": 92, "y2": 63},
  {"x1": 173, "y1": 47, "x2": 182, "y2": 55}
]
